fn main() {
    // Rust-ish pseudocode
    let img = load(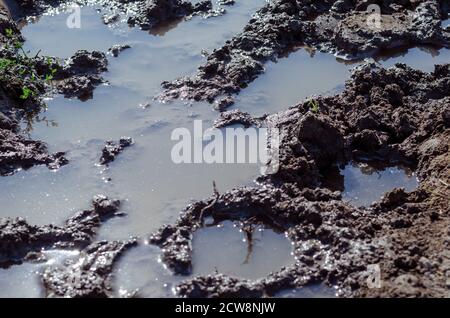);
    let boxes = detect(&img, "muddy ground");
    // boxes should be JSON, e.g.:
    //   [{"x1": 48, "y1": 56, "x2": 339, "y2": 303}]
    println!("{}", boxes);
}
[
  {"x1": 0, "y1": 0, "x2": 449, "y2": 298},
  {"x1": 1, "y1": 3, "x2": 110, "y2": 174},
  {"x1": 153, "y1": 62, "x2": 450, "y2": 297},
  {"x1": 159, "y1": 0, "x2": 450, "y2": 108}
]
